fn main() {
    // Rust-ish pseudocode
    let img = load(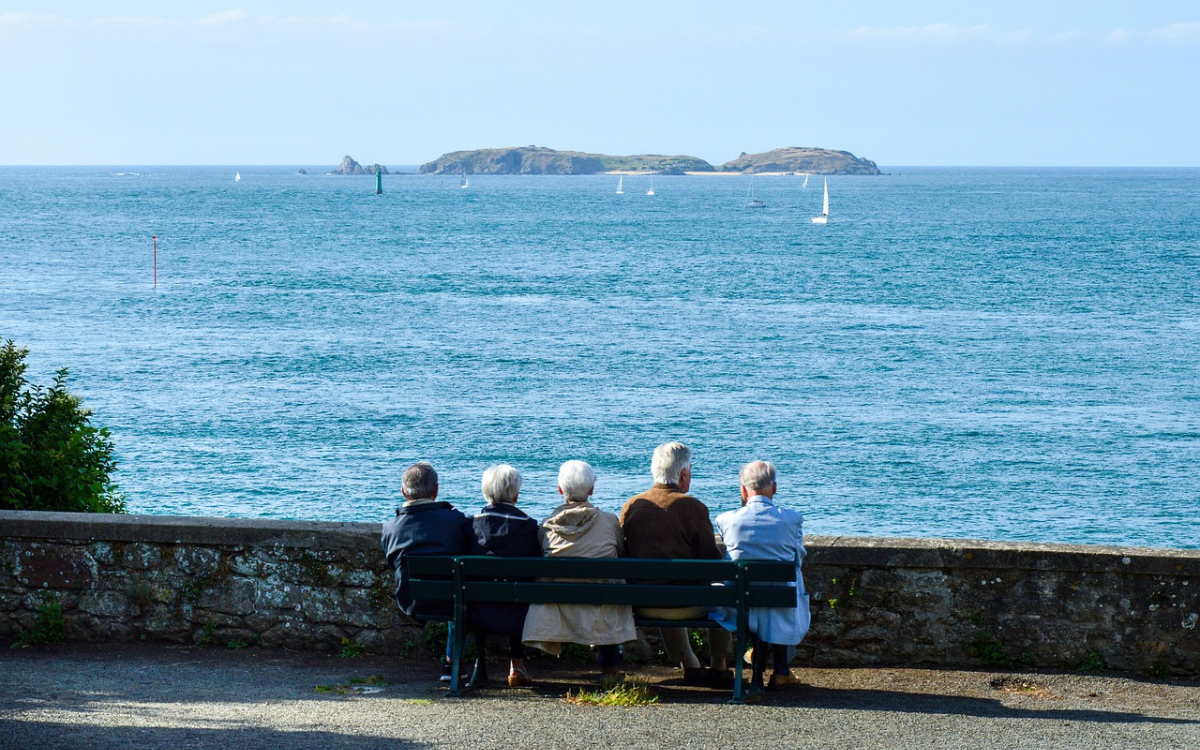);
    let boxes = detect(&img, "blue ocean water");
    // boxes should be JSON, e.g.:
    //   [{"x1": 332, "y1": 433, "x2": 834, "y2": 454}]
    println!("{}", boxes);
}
[{"x1": 1, "y1": 166, "x2": 1198, "y2": 548}]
